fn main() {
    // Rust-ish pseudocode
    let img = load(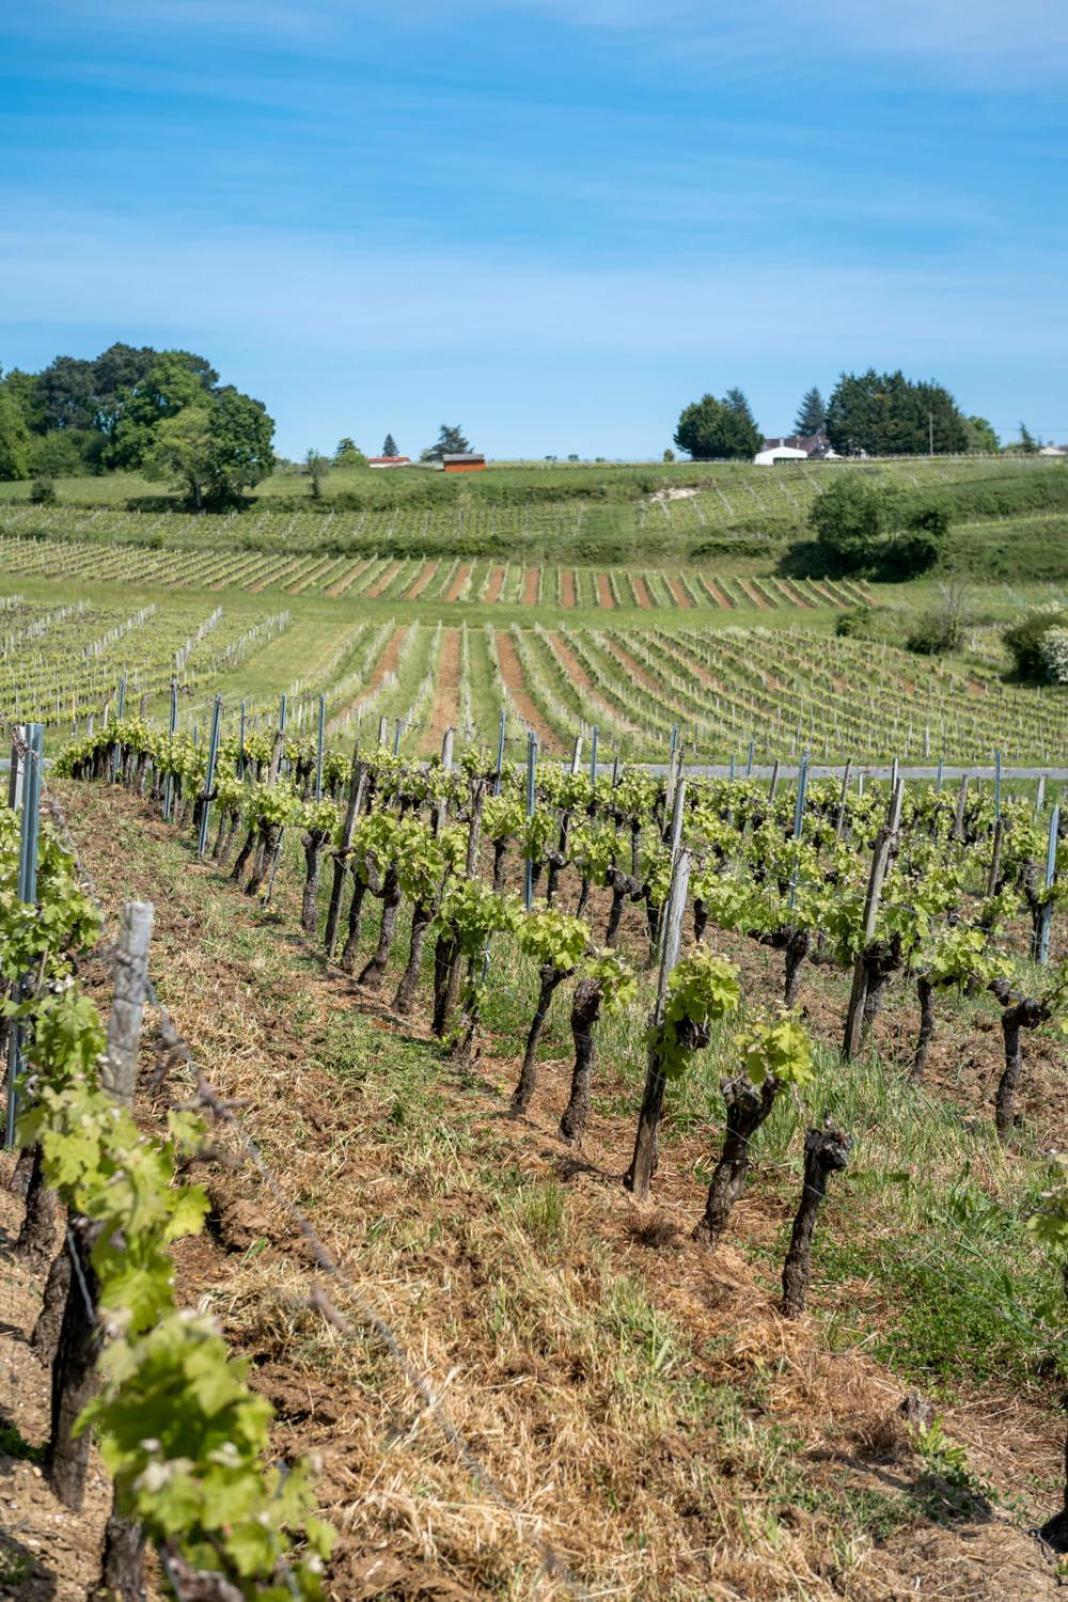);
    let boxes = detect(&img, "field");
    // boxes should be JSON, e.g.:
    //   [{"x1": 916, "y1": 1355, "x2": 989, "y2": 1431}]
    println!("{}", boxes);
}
[{"x1": 3, "y1": 455, "x2": 1068, "y2": 1602}]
